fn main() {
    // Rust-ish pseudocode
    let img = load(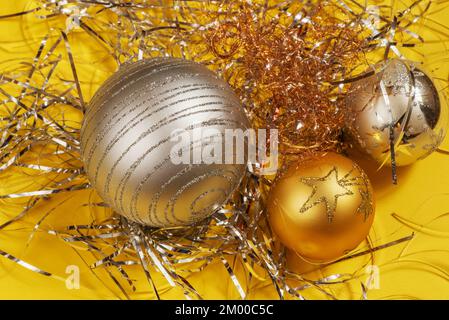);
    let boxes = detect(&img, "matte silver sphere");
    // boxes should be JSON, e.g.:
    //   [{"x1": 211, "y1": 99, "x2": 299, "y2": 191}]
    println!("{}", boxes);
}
[
  {"x1": 80, "y1": 57, "x2": 250, "y2": 227},
  {"x1": 346, "y1": 59, "x2": 447, "y2": 166}
]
